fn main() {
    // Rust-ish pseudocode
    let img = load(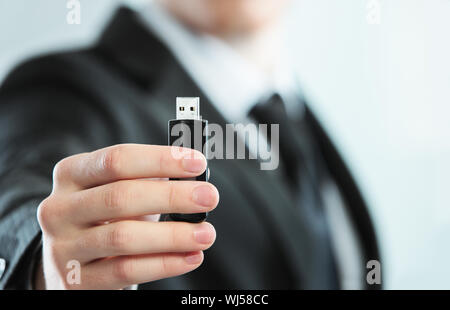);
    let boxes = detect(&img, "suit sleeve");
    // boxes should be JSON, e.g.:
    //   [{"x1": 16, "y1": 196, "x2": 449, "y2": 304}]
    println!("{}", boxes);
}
[{"x1": 0, "y1": 59, "x2": 115, "y2": 289}]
